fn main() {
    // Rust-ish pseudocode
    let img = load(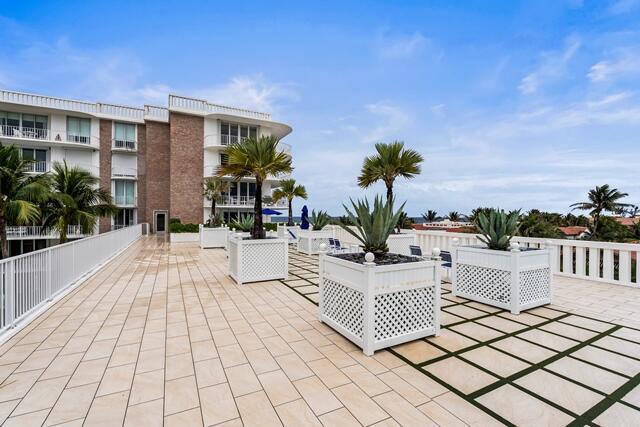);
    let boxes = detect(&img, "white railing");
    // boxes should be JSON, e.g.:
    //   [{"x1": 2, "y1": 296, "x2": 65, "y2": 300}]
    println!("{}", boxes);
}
[
  {"x1": 112, "y1": 139, "x2": 137, "y2": 151},
  {"x1": 169, "y1": 94, "x2": 272, "y2": 120},
  {"x1": 144, "y1": 105, "x2": 169, "y2": 122},
  {"x1": 213, "y1": 196, "x2": 287, "y2": 208},
  {"x1": 0, "y1": 125, "x2": 49, "y2": 140},
  {"x1": 96, "y1": 103, "x2": 144, "y2": 122},
  {"x1": 421, "y1": 221, "x2": 471, "y2": 228},
  {"x1": 0, "y1": 224, "x2": 142, "y2": 335},
  {"x1": 26, "y1": 161, "x2": 48, "y2": 173},
  {"x1": 66, "y1": 133, "x2": 91, "y2": 144},
  {"x1": 6, "y1": 225, "x2": 87, "y2": 240},
  {"x1": 115, "y1": 195, "x2": 137, "y2": 206}
]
